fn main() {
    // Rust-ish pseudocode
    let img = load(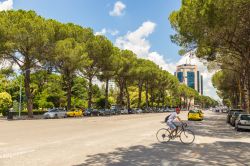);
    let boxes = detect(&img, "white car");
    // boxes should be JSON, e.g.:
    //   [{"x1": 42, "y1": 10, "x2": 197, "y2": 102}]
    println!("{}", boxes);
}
[
  {"x1": 120, "y1": 109, "x2": 128, "y2": 114},
  {"x1": 135, "y1": 108, "x2": 143, "y2": 114},
  {"x1": 43, "y1": 108, "x2": 67, "y2": 119},
  {"x1": 235, "y1": 114, "x2": 250, "y2": 131}
]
